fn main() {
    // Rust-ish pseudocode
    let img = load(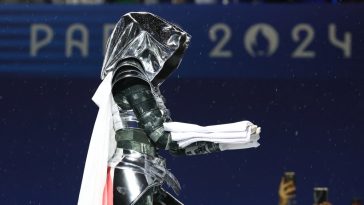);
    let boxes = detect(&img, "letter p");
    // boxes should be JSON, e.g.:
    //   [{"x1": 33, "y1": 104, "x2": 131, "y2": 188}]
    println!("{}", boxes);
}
[{"x1": 30, "y1": 24, "x2": 54, "y2": 57}]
